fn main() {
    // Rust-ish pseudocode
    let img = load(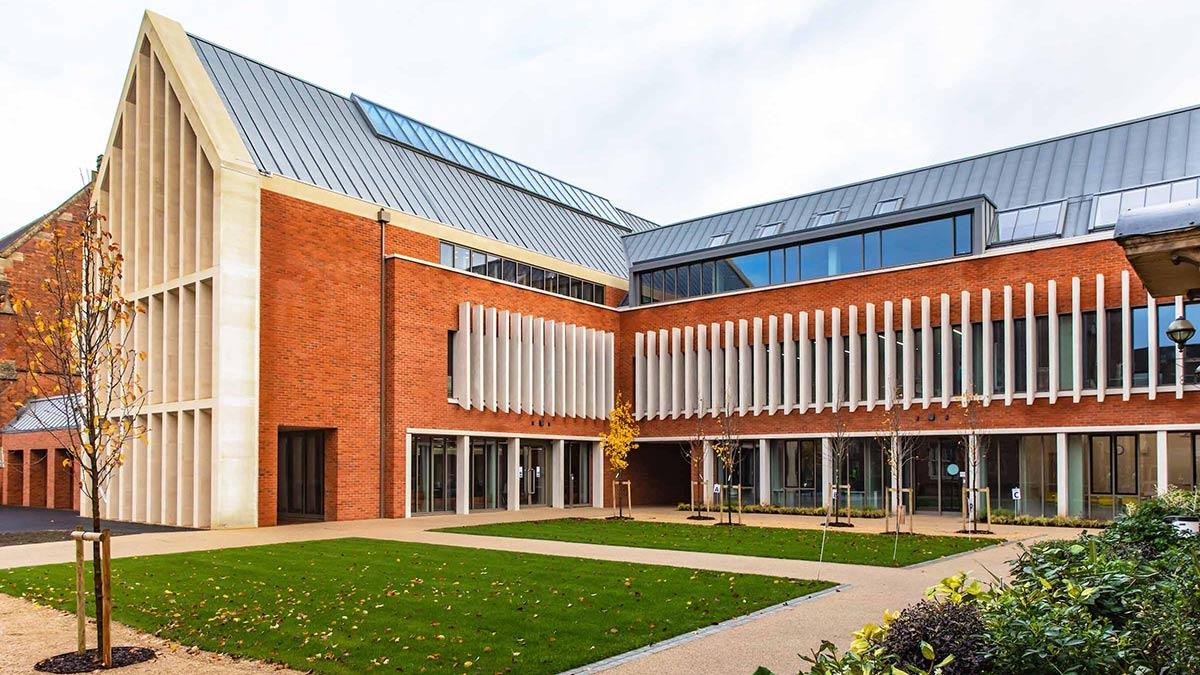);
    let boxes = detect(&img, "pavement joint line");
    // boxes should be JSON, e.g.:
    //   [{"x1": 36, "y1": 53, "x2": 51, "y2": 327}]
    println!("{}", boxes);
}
[{"x1": 561, "y1": 583, "x2": 851, "y2": 674}]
